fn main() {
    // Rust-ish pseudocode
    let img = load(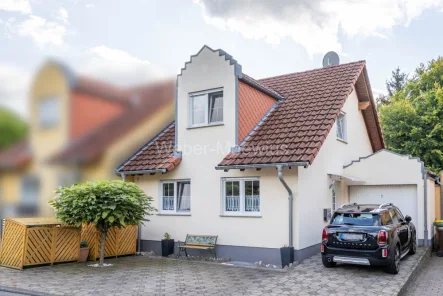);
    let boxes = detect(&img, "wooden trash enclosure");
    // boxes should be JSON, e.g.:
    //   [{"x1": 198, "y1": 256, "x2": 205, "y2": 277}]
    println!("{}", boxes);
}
[
  {"x1": 0, "y1": 218, "x2": 81, "y2": 270},
  {"x1": 81, "y1": 224, "x2": 137, "y2": 261}
]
